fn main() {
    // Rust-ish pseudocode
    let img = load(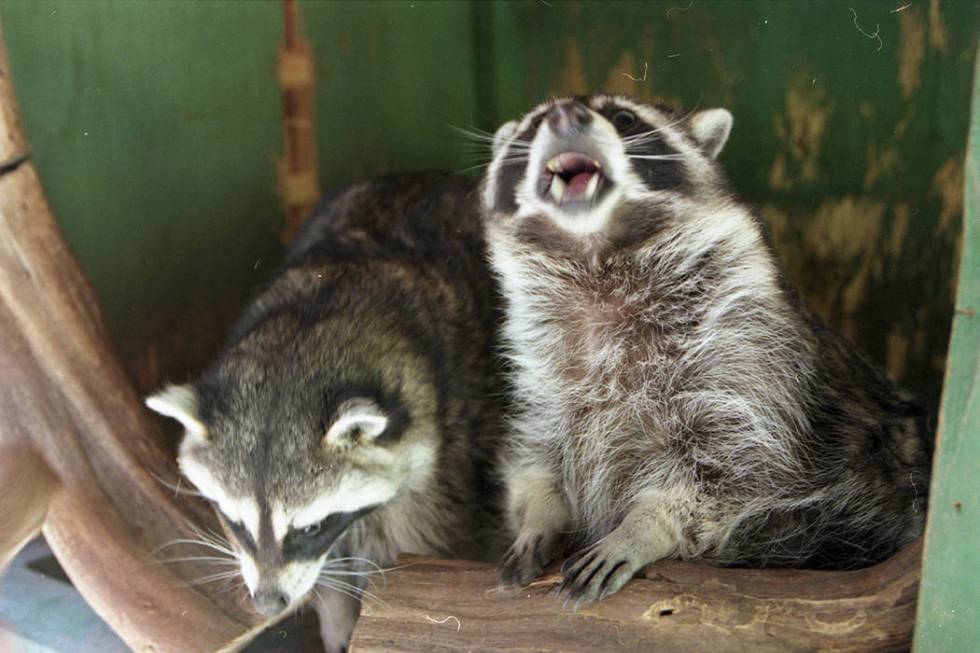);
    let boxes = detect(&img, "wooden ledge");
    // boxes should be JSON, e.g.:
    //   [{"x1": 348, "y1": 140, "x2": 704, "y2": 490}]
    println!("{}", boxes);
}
[{"x1": 353, "y1": 540, "x2": 921, "y2": 652}]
